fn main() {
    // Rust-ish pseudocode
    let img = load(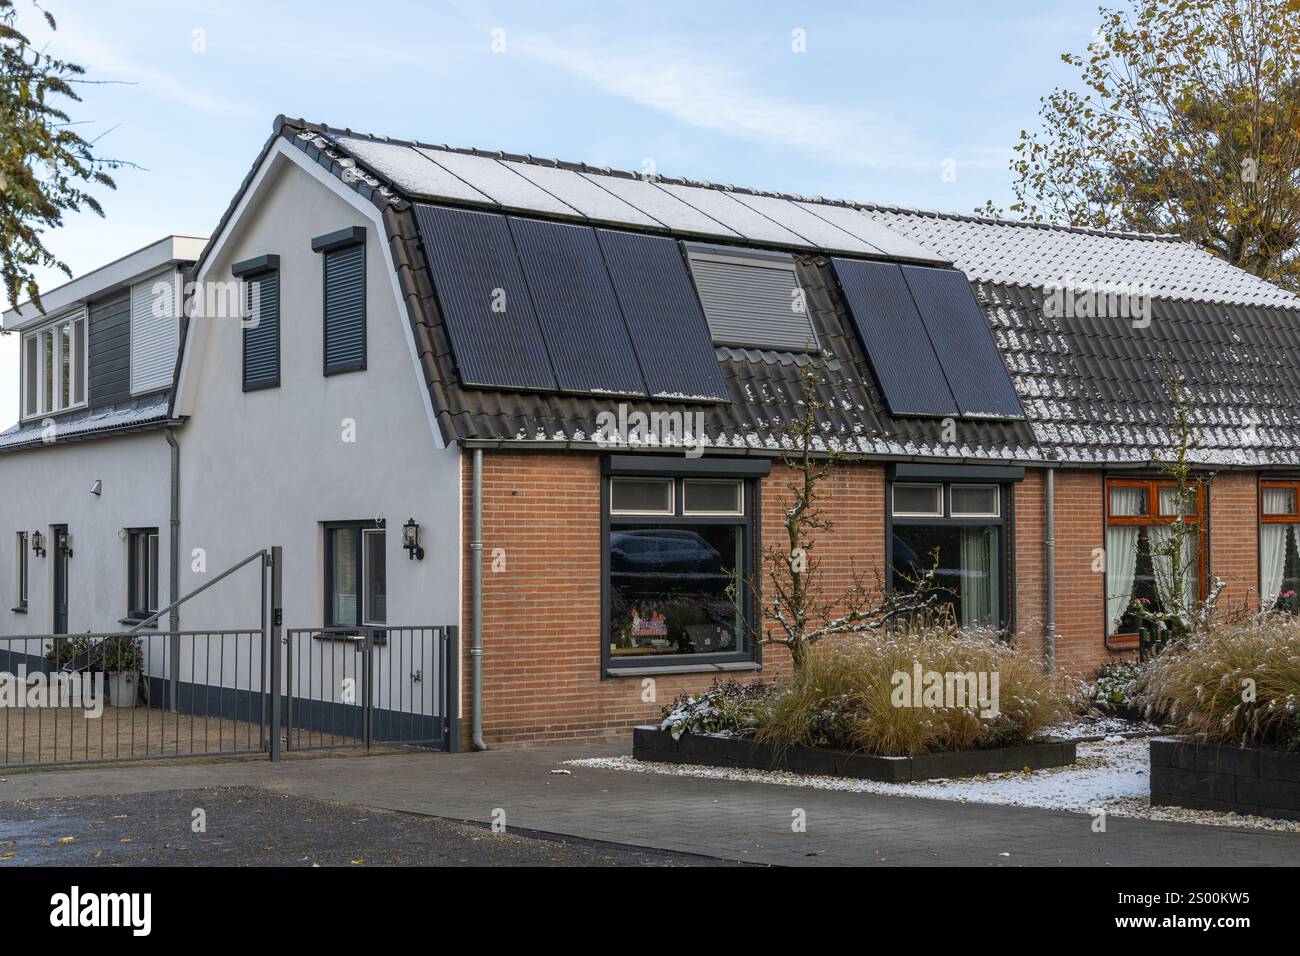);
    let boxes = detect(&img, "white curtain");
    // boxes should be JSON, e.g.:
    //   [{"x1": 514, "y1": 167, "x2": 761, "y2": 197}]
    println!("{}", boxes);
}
[
  {"x1": 960, "y1": 526, "x2": 999, "y2": 628},
  {"x1": 1260, "y1": 524, "x2": 1290, "y2": 607},
  {"x1": 1105, "y1": 487, "x2": 1144, "y2": 631},
  {"x1": 1147, "y1": 523, "x2": 1197, "y2": 613}
]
